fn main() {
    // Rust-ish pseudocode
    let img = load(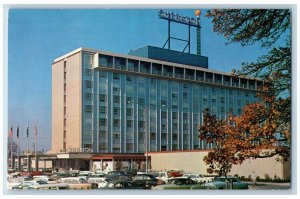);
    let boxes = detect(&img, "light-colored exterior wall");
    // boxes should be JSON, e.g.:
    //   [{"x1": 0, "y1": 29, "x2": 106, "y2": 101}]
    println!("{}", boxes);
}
[
  {"x1": 149, "y1": 150, "x2": 290, "y2": 179},
  {"x1": 230, "y1": 156, "x2": 291, "y2": 179},
  {"x1": 149, "y1": 150, "x2": 210, "y2": 174},
  {"x1": 50, "y1": 52, "x2": 82, "y2": 153},
  {"x1": 65, "y1": 52, "x2": 82, "y2": 151},
  {"x1": 51, "y1": 58, "x2": 64, "y2": 154}
]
